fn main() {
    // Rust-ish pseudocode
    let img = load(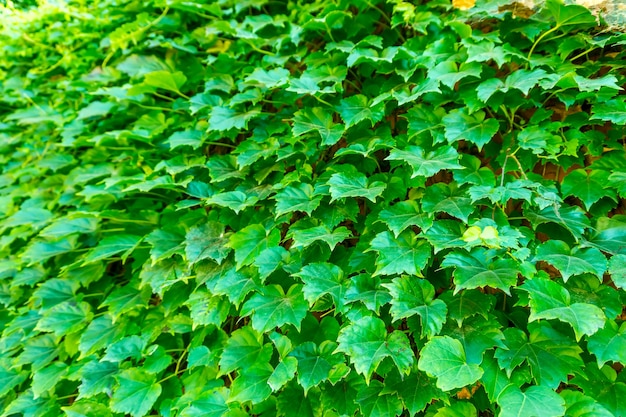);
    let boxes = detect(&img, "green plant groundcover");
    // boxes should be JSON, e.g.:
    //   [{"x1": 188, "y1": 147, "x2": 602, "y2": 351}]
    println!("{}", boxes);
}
[{"x1": 1, "y1": 0, "x2": 626, "y2": 416}]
